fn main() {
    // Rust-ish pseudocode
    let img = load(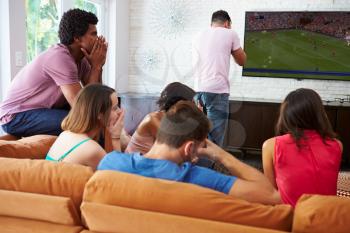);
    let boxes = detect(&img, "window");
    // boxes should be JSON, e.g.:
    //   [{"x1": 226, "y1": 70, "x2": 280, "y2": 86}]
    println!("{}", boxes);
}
[
  {"x1": 74, "y1": 0, "x2": 105, "y2": 36},
  {"x1": 75, "y1": 0, "x2": 98, "y2": 15},
  {"x1": 25, "y1": 0, "x2": 106, "y2": 62},
  {"x1": 25, "y1": 0, "x2": 60, "y2": 62}
]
